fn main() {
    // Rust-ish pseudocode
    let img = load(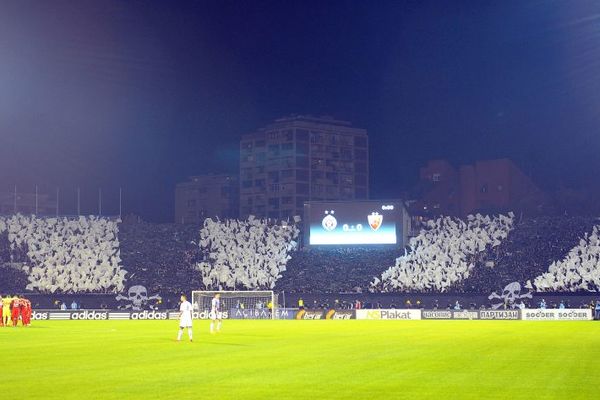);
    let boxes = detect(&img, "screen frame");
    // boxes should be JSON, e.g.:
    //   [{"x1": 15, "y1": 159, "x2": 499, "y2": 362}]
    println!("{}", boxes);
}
[{"x1": 302, "y1": 199, "x2": 405, "y2": 249}]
